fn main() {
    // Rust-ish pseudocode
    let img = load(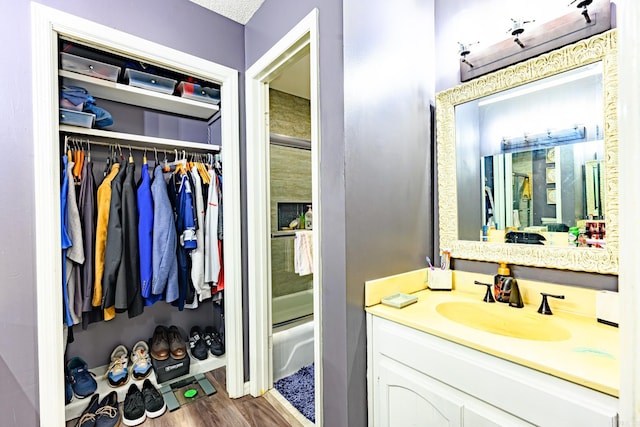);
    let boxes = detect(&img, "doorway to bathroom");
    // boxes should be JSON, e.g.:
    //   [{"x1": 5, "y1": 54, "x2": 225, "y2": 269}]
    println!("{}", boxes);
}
[{"x1": 246, "y1": 9, "x2": 322, "y2": 425}]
